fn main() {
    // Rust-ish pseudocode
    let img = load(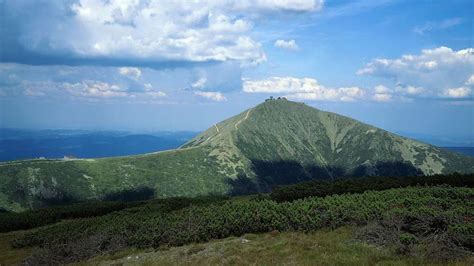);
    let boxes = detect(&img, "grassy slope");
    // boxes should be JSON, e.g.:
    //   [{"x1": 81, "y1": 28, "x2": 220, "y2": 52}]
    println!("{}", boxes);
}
[
  {"x1": 81, "y1": 227, "x2": 473, "y2": 266},
  {"x1": 1, "y1": 100, "x2": 473, "y2": 211},
  {"x1": 231, "y1": 100, "x2": 474, "y2": 176},
  {"x1": 0, "y1": 230, "x2": 34, "y2": 265},
  {"x1": 3, "y1": 227, "x2": 471, "y2": 265},
  {"x1": 0, "y1": 147, "x2": 229, "y2": 211},
  {"x1": 0, "y1": 227, "x2": 464, "y2": 265}
]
